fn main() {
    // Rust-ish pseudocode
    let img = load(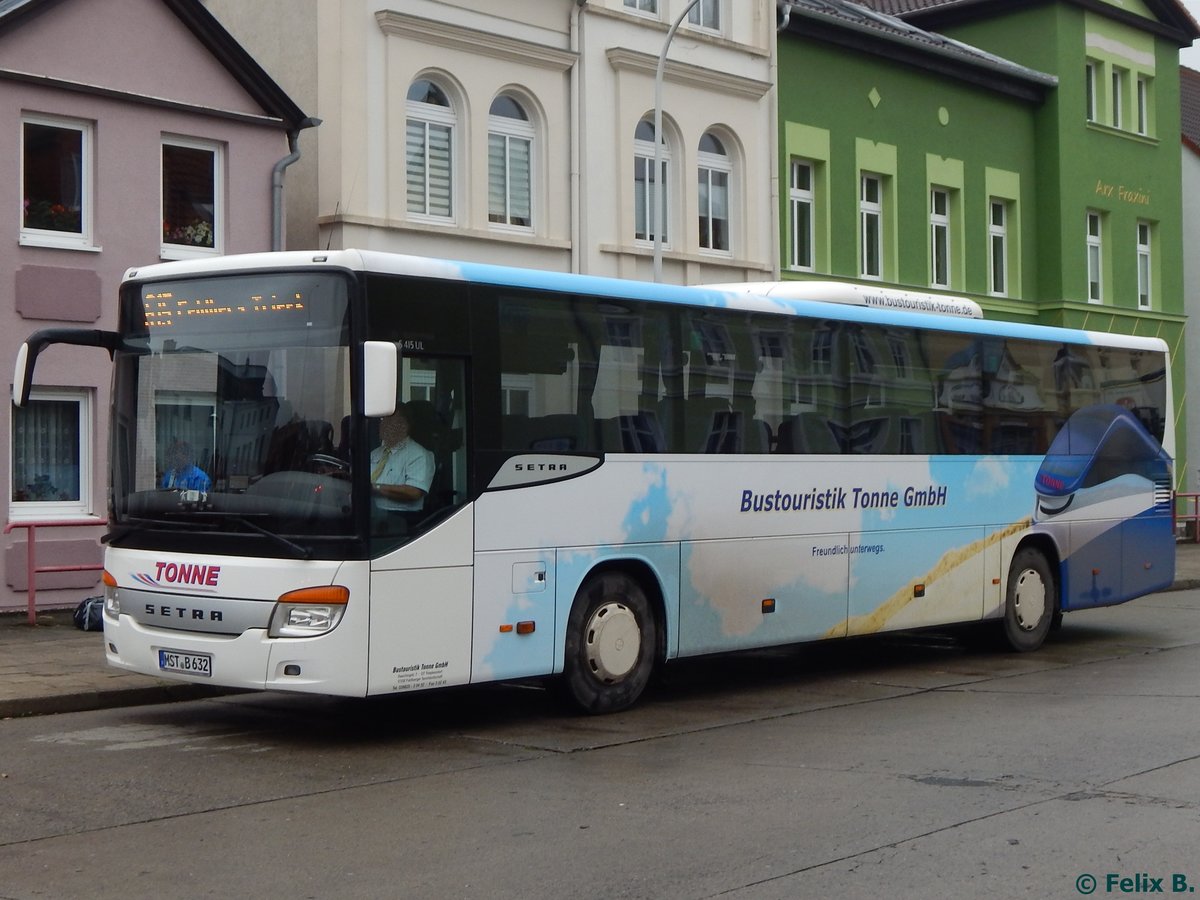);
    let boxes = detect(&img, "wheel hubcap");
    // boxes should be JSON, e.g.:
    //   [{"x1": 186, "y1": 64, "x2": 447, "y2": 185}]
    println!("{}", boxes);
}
[
  {"x1": 584, "y1": 601, "x2": 641, "y2": 683},
  {"x1": 1013, "y1": 567, "x2": 1047, "y2": 631}
]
